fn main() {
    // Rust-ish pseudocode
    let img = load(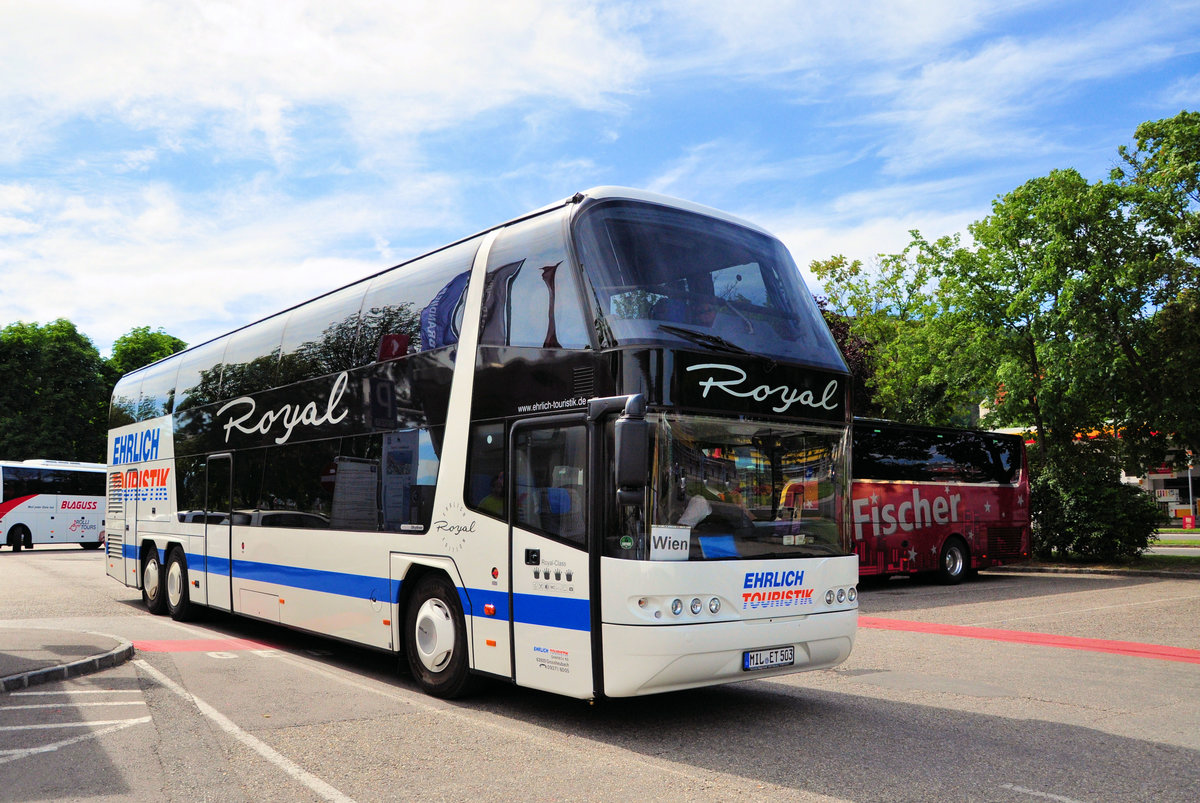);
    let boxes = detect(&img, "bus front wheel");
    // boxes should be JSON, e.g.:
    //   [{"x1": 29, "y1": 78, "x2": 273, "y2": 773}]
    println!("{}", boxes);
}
[
  {"x1": 142, "y1": 549, "x2": 168, "y2": 615},
  {"x1": 8, "y1": 526, "x2": 30, "y2": 552},
  {"x1": 404, "y1": 573, "x2": 477, "y2": 699},
  {"x1": 938, "y1": 536, "x2": 969, "y2": 585}
]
